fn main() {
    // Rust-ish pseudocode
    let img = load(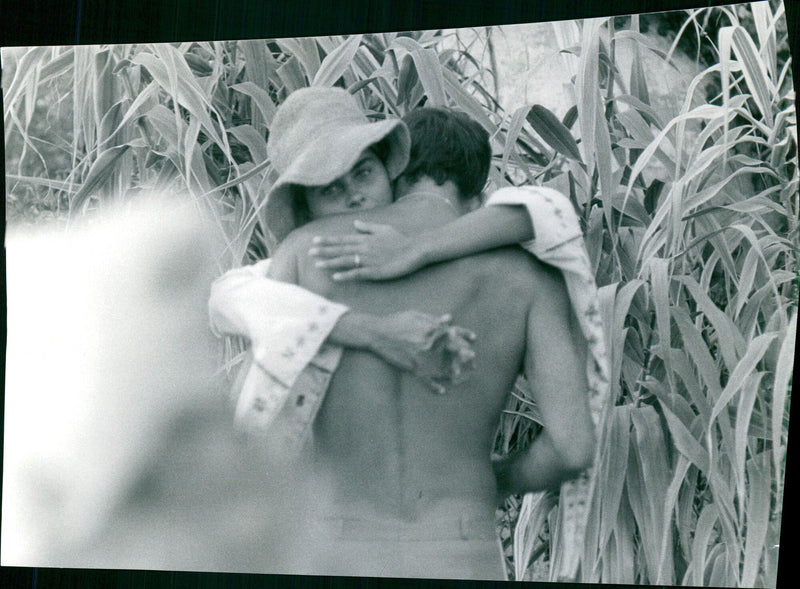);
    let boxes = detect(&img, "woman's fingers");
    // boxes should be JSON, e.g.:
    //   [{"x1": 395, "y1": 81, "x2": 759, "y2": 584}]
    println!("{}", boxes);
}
[
  {"x1": 425, "y1": 378, "x2": 447, "y2": 395},
  {"x1": 331, "y1": 268, "x2": 370, "y2": 281},
  {"x1": 311, "y1": 221, "x2": 397, "y2": 249},
  {"x1": 353, "y1": 220, "x2": 393, "y2": 234},
  {"x1": 309, "y1": 244, "x2": 362, "y2": 258},
  {"x1": 311, "y1": 234, "x2": 365, "y2": 247},
  {"x1": 314, "y1": 256, "x2": 365, "y2": 271},
  {"x1": 451, "y1": 326, "x2": 477, "y2": 342}
]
